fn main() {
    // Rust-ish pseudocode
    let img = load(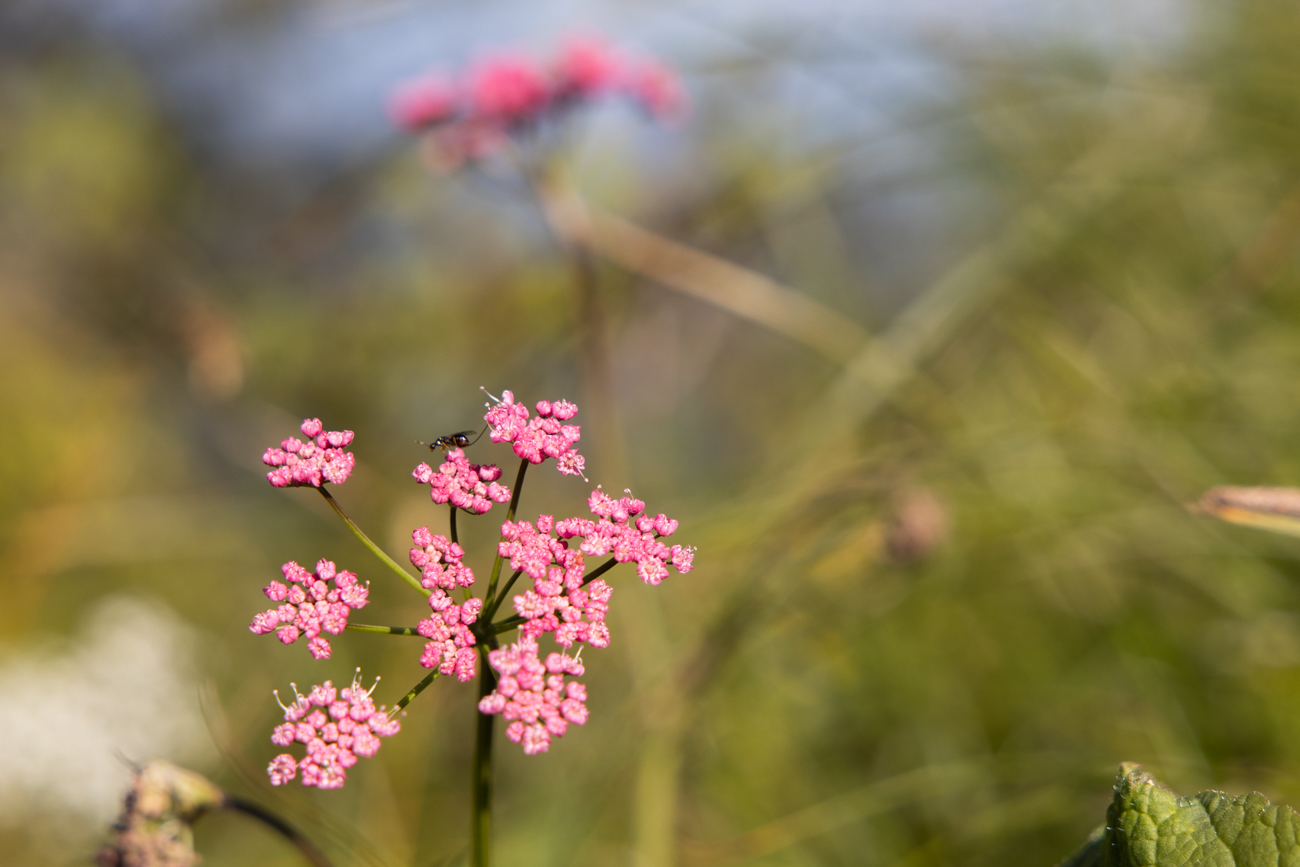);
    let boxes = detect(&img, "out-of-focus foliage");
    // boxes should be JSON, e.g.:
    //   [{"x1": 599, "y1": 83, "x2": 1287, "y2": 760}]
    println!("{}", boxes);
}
[{"x1": 11, "y1": 1, "x2": 1300, "y2": 866}]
